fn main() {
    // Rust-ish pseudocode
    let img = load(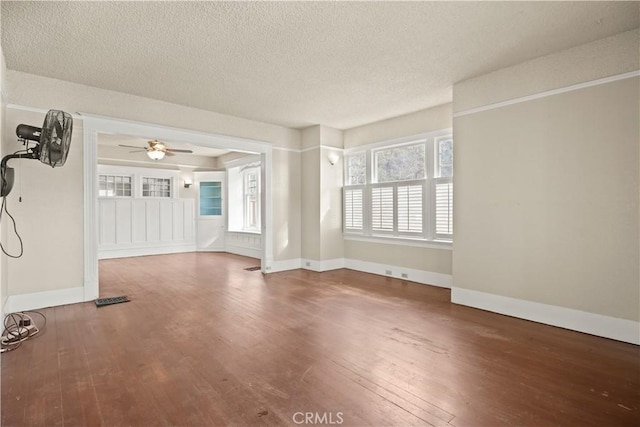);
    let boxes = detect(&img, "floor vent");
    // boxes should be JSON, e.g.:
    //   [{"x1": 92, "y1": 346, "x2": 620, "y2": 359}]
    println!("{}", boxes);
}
[
  {"x1": 95, "y1": 296, "x2": 130, "y2": 307},
  {"x1": 244, "y1": 266, "x2": 261, "y2": 271}
]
